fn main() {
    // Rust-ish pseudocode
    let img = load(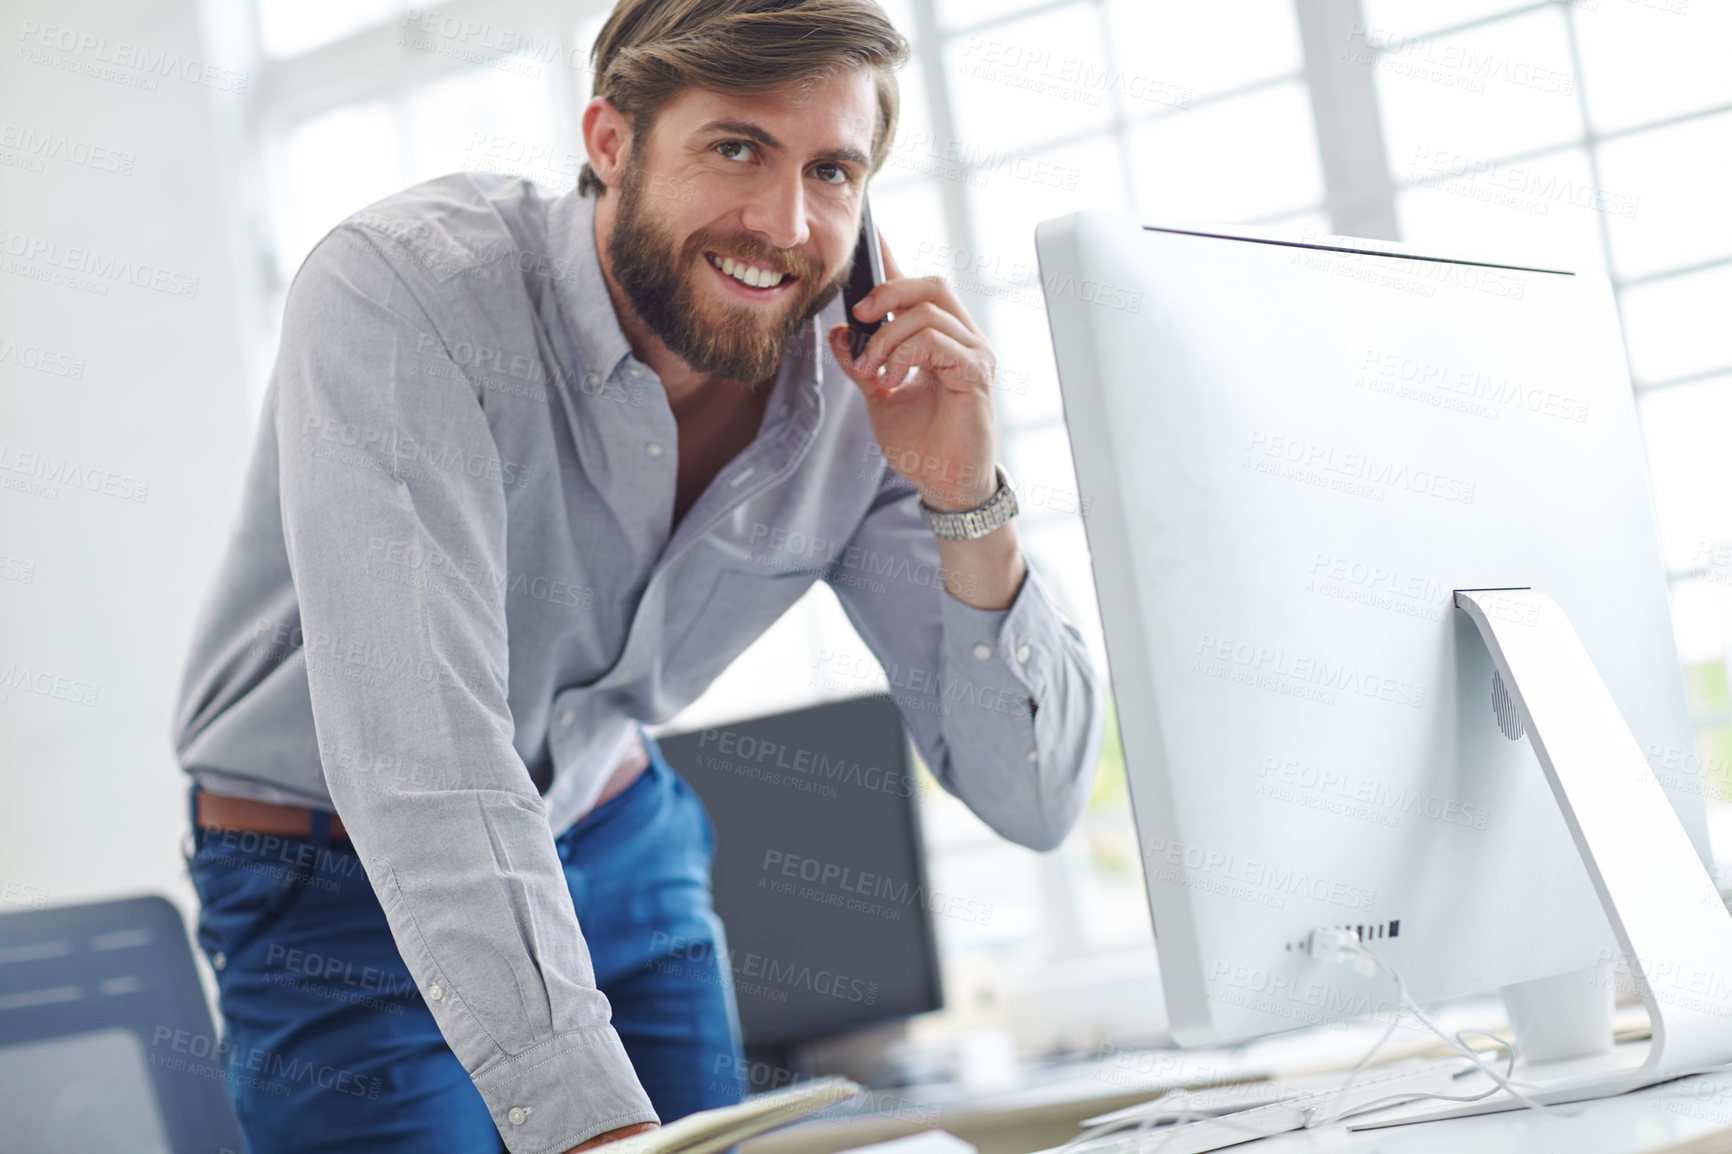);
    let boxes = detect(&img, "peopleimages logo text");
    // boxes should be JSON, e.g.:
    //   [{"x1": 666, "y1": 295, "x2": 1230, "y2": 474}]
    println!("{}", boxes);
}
[
  {"x1": 696, "y1": 728, "x2": 916, "y2": 798},
  {"x1": 1245, "y1": 430, "x2": 1476, "y2": 505},
  {"x1": 1195, "y1": 632, "x2": 1427, "y2": 709},
  {"x1": 1146, "y1": 836, "x2": 1378, "y2": 913}
]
